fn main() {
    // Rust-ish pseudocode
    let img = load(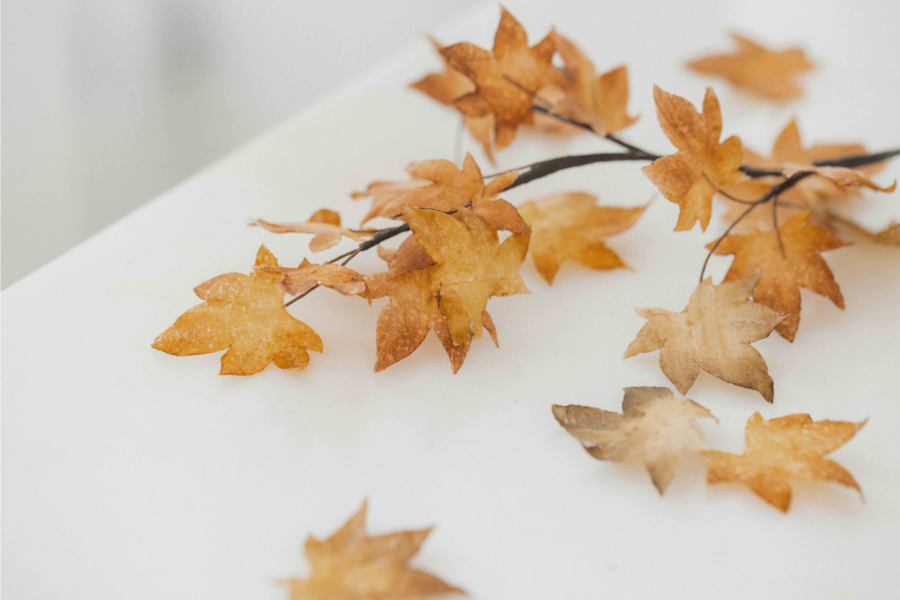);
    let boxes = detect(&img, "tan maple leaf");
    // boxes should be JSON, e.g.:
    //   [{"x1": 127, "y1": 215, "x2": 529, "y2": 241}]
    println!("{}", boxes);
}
[
  {"x1": 286, "y1": 502, "x2": 464, "y2": 600},
  {"x1": 411, "y1": 37, "x2": 495, "y2": 161},
  {"x1": 403, "y1": 206, "x2": 529, "y2": 346},
  {"x1": 624, "y1": 272, "x2": 783, "y2": 403},
  {"x1": 364, "y1": 261, "x2": 497, "y2": 373},
  {"x1": 265, "y1": 258, "x2": 366, "y2": 297},
  {"x1": 441, "y1": 8, "x2": 555, "y2": 150},
  {"x1": 551, "y1": 33, "x2": 638, "y2": 134},
  {"x1": 517, "y1": 192, "x2": 645, "y2": 283},
  {"x1": 251, "y1": 209, "x2": 371, "y2": 253},
  {"x1": 710, "y1": 210, "x2": 852, "y2": 342},
  {"x1": 352, "y1": 154, "x2": 528, "y2": 235},
  {"x1": 152, "y1": 246, "x2": 322, "y2": 375},
  {"x1": 642, "y1": 86, "x2": 744, "y2": 231},
  {"x1": 553, "y1": 386, "x2": 715, "y2": 494},
  {"x1": 687, "y1": 33, "x2": 814, "y2": 101},
  {"x1": 703, "y1": 413, "x2": 865, "y2": 512}
]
